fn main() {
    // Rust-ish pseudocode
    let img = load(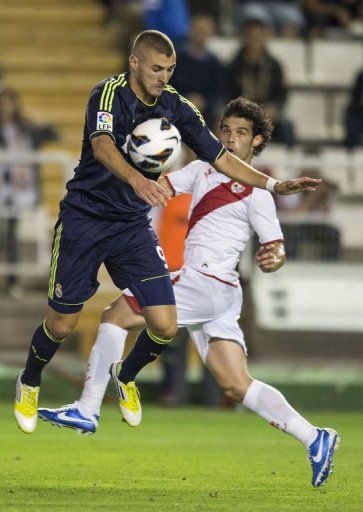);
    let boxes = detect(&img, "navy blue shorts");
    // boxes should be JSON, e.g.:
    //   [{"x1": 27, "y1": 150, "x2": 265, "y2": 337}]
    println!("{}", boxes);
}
[{"x1": 47, "y1": 204, "x2": 175, "y2": 313}]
